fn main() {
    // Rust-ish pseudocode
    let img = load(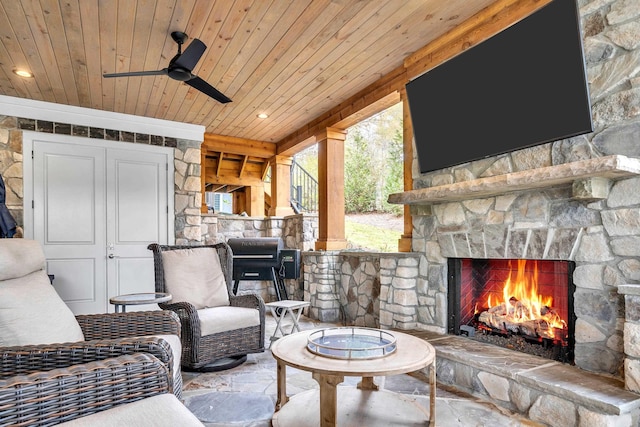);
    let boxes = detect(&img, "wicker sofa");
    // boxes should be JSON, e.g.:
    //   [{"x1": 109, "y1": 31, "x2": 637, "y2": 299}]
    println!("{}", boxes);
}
[
  {"x1": 148, "y1": 242, "x2": 266, "y2": 371},
  {"x1": 0, "y1": 352, "x2": 203, "y2": 426},
  {"x1": 0, "y1": 238, "x2": 184, "y2": 397}
]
